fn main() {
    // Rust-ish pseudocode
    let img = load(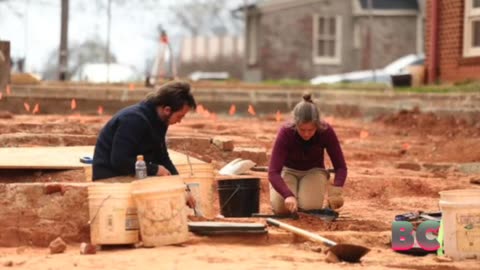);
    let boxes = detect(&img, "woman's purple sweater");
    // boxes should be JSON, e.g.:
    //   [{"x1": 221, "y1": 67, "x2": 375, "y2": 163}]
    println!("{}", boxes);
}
[{"x1": 268, "y1": 123, "x2": 348, "y2": 199}]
